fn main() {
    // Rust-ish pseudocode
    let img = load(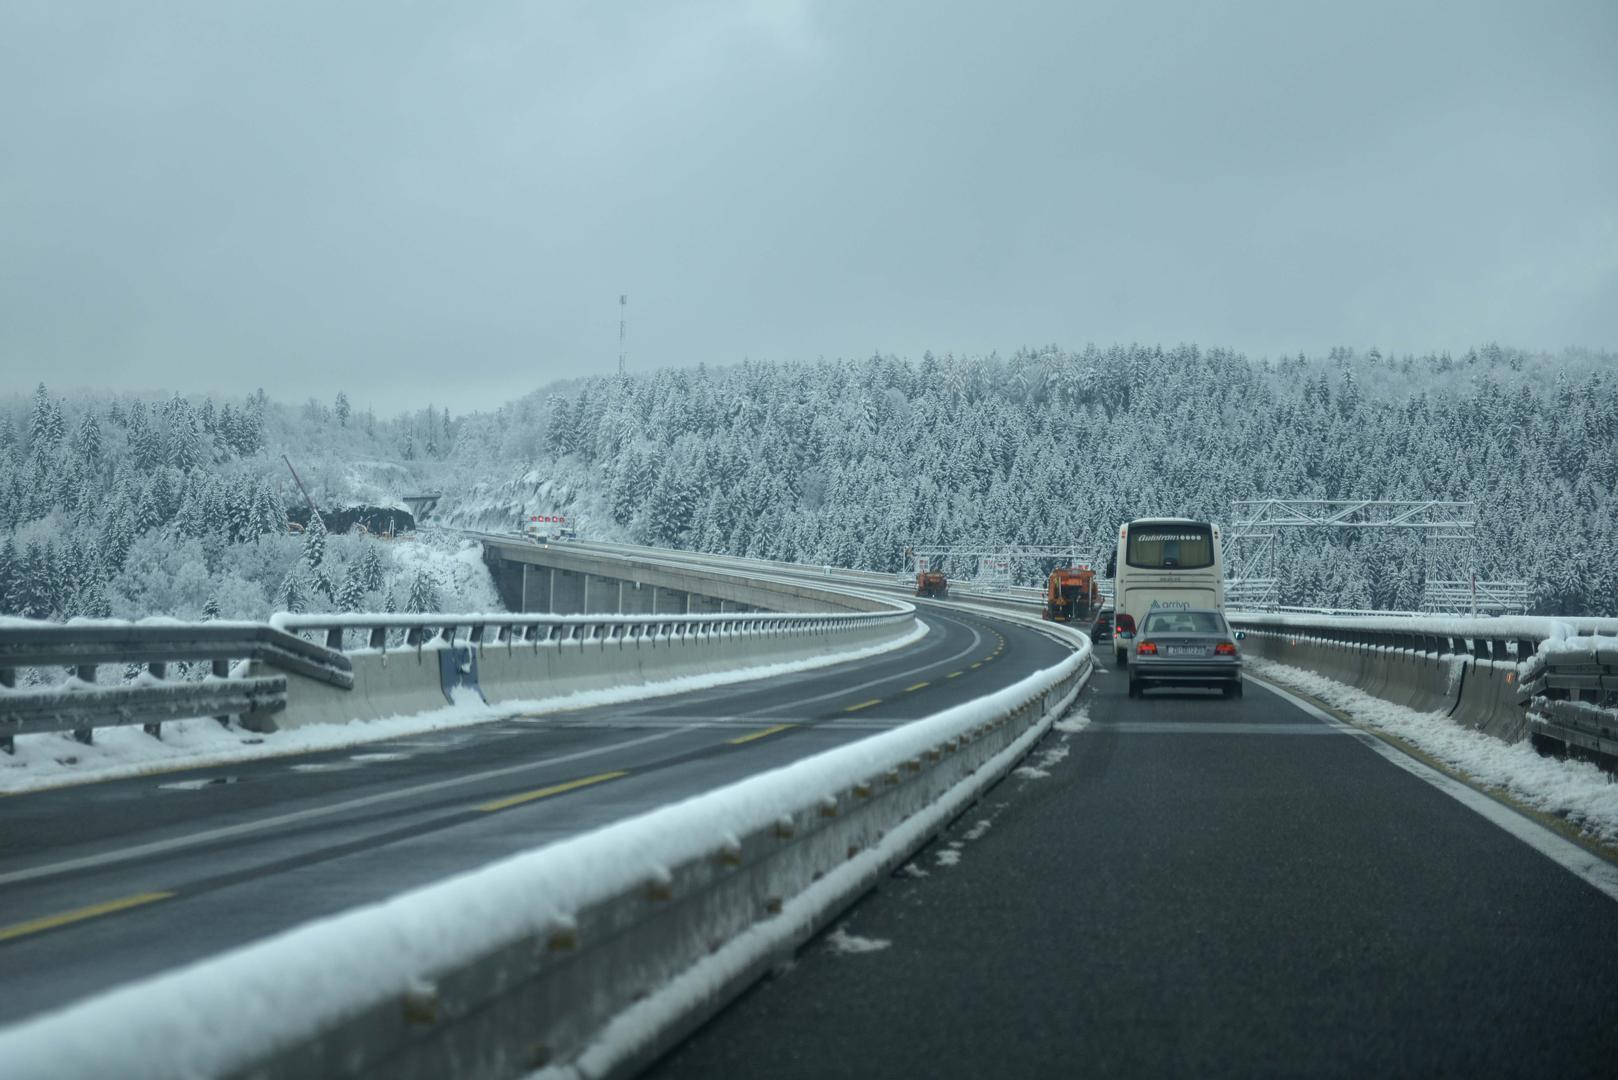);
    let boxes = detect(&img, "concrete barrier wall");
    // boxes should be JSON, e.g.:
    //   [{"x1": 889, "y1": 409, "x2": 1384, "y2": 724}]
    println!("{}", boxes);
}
[
  {"x1": 252, "y1": 613, "x2": 916, "y2": 731},
  {"x1": 1235, "y1": 626, "x2": 1528, "y2": 745}
]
